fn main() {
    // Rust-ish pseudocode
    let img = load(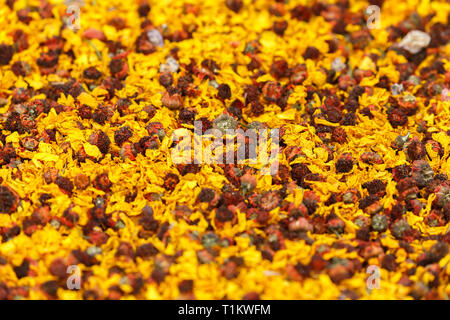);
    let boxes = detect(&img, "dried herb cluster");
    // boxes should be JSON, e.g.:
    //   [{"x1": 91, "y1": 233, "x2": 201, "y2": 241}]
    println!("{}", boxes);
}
[{"x1": 0, "y1": 0, "x2": 449, "y2": 300}]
